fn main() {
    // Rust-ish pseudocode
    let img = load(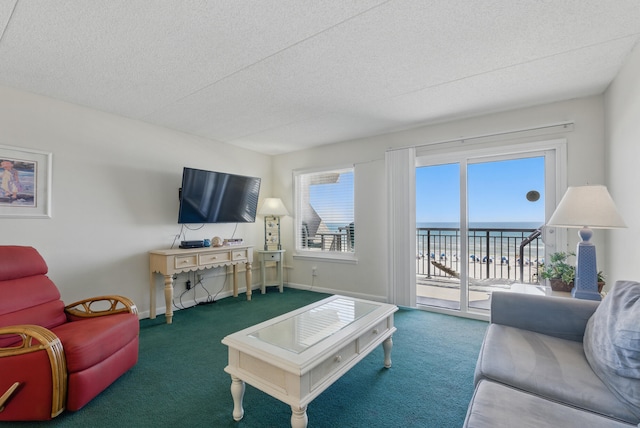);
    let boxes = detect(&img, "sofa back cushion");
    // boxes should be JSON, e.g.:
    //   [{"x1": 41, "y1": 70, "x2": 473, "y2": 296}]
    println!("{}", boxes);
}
[
  {"x1": 0, "y1": 275, "x2": 63, "y2": 317},
  {"x1": 0, "y1": 246, "x2": 66, "y2": 347},
  {"x1": 0, "y1": 246, "x2": 48, "y2": 281},
  {"x1": 584, "y1": 280, "x2": 640, "y2": 419}
]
